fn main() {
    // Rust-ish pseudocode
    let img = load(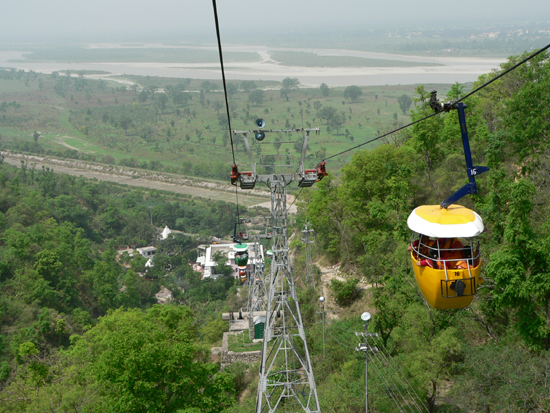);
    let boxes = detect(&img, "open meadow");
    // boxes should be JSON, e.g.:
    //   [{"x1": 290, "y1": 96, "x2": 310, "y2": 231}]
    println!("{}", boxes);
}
[{"x1": 0, "y1": 67, "x2": 454, "y2": 184}]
